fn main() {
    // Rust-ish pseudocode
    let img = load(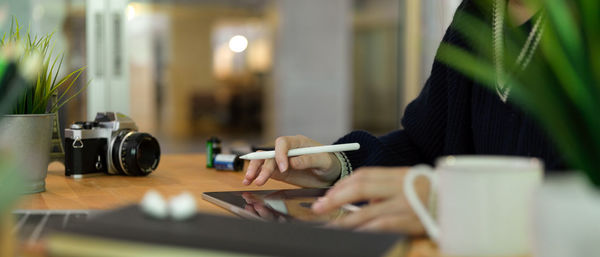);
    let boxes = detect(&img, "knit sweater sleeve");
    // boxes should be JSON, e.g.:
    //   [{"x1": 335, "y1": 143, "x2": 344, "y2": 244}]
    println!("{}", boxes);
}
[
  {"x1": 333, "y1": 1, "x2": 476, "y2": 170},
  {"x1": 333, "y1": 61, "x2": 451, "y2": 169},
  {"x1": 334, "y1": 130, "x2": 425, "y2": 170}
]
